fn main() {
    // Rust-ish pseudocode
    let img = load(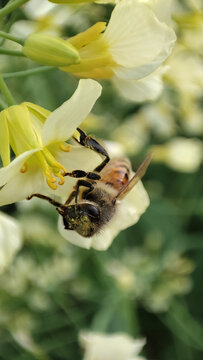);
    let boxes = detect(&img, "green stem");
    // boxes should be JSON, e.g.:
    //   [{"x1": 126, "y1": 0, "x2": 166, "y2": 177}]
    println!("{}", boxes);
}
[
  {"x1": 0, "y1": 31, "x2": 24, "y2": 45},
  {"x1": 0, "y1": 10, "x2": 19, "y2": 46},
  {"x1": 0, "y1": 0, "x2": 28, "y2": 20},
  {"x1": 0, "y1": 48, "x2": 25, "y2": 56},
  {"x1": 2, "y1": 66, "x2": 55, "y2": 79},
  {"x1": 0, "y1": 98, "x2": 6, "y2": 110},
  {"x1": 0, "y1": 75, "x2": 16, "y2": 106}
]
